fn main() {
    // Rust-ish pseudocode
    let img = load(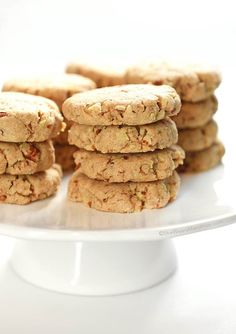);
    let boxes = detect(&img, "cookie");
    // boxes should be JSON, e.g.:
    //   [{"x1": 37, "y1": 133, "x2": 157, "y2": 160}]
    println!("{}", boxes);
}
[
  {"x1": 2, "y1": 74, "x2": 96, "y2": 109},
  {"x1": 0, "y1": 164, "x2": 62, "y2": 205},
  {"x1": 69, "y1": 118, "x2": 178, "y2": 153},
  {"x1": 74, "y1": 145, "x2": 184, "y2": 182},
  {"x1": 178, "y1": 120, "x2": 218, "y2": 152},
  {"x1": 172, "y1": 96, "x2": 217, "y2": 129},
  {"x1": 126, "y1": 63, "x2": 221, "y2": 102},
  {"x1": 62, "y1": 84, "x2": 181, "y2": 126},
  {"x1": 179, "y1": 142, "x2": 225, "y2": 173},
  {"x1": 55, "y1": 144, "x2": 77, "y2": 171},
  {"x1": 0, "y1": 92, "x2": 64, "y2": 142},
  {"x1": 66, "y1": 61, "x2": 126, "y2": 88},
  {"x1": 68, "y1": 170, "x2": 180, "y2": 213},
  {"x1": 0, "y1": 141, "x2": 55, "y2": 175}
]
